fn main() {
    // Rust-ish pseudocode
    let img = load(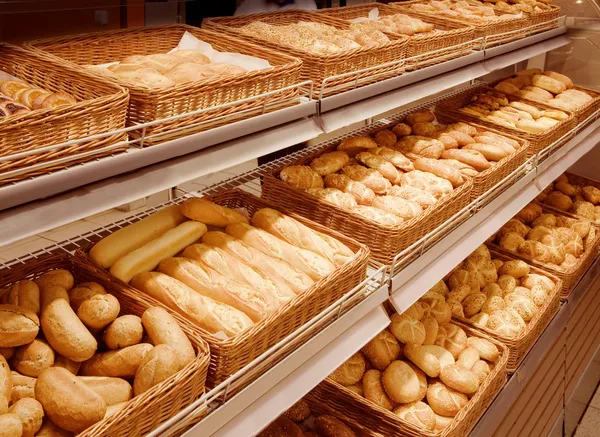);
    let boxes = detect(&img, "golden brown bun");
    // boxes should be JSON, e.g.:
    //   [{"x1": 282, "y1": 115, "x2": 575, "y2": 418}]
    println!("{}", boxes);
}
[
  {"x1": 315, "y1": 415, "x2": 357, "y2": 437},
  {"x1": 280, "y1": 166, "x2": 324, "y2": 190},
  {"x1": 305, "y1": 188, "x2": 358, "y2": 210},
  {"x1": 35, "y1": 367, "x2": 106, "y2": 433},
  {"x1": 10, "y1": 371, "x2": 35, "y2": 405},
  {"x1": 373, "y1": 130, "x2": 397, "y2": 148},
  {"x1": 8, "y1": 397, "x2": 43, "y2": 436},
  {"x1": 336, "y1": 136, "x2": 378, "y2": 157},
  {"x1": 426, "y1": 381, "x2": 468, "y2": 417},
  {"x1": 180, "y1": 198, "x2": 249, "y2": 228},
  {"x1": 421, "y1": 345, "x2": 455, "y2": 369},
  {"x1": 310, "y1": 151, "x2": 350, "y2": 176},
  {"x1": 77, "y1": 294, "x2": 120, "y2": 331},
  {"x1": 361, "y1": 330, "x2": 401, "y2": 371},
  {"x1": 283, "y1": 399, "x2": 311, "y2": 422},
  {"x1": 362, "y1": 369, "x2": 393, "y2": 410},
  {"x1": 329, "y1": 352, "x2": 365, "y2": 386},
  {"x1": 258, "y1": 416, "x2": 303, "y2": 437},
  {"x1": 372, "y1": 196, "x2": 422, "y2": 221},
  {"x1": 390, "y1": 313, "x2": 426, "y2": 345},
  {"x1": 414, "y1": 158, "x2": 464, "y2": 188},
  {"x1": 372, "y1": 147, "x2": 414, "y2": 172},
  {"x1": 104, "y1": 315, "x2": 144, "y2": 351},
  {"x1": 466, "y1": 337, "x2": 499, "y2": 362},
  {"x1": 35, "y1": 270, "x2": 74, "y2": 293},
  {"x1": 133, "y1": 344, "x2": 180, "y2": 396},
  {"x1": 0, "y1": 413, "x2": 22, "y2": 437},
  {"x1": 11, "y1": 339, "x2": 54, "y2": 377},
  {"x1": 439, "y1": 363, "x2": 480, "y2": 395},
  {"x1": 341, "y1": 165, "x2": 391, "y2": 195},
  {"x1": 89, "y1": 206, "x2": 186, "y2": 269},
  {"x1": 355, "y1": 152, "x2": 403, "y2": 184},
  {"x1": 324, "y1": 174, "x2": 376, "y2": 206},
  {"x1": 440, "y1": 149, "x2": 491, "y2": 171},
  {"x1": 172, "y1": 50, "x2": 211, "y2": 65},
  {"x1": 405, "y1": 111, "x2": 435, "y2": 126},
  {"x1": 78, "y1": 376, "x2": 133, "y2": 406},
  {"x1": 131, "y1": 272, "x2": 253, "y2": 337},
  {"x1": 68, "y1": 283, "x2": 106, "y2": 312},
  {"x1": 0, "y1": 305, "x2": 39, "y2": 348},
  {"x1": 34, "y1": 419, "x2": 71, "y2": 437},
  {"x1": 393, "y1": 401, "x2": 436, "y2": 432},
  {"x1": 80, "y1": 343, "x2": 153, "y2": 378},
  {"x1": 382, "y1": 360, "x2": 420, "y2": 403},
  {"x1": 404, "y1": 344, "x2": 441, "y2": 377},
  {"x1": 54, "y1": 355, "x2": 81, "y2": 376},
  {"x1": 141, "y1": 307, "x2": 195, "y2": 368},
  {"x1": 4, "y1": 280, "x2": 39, "y2": 315}
]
